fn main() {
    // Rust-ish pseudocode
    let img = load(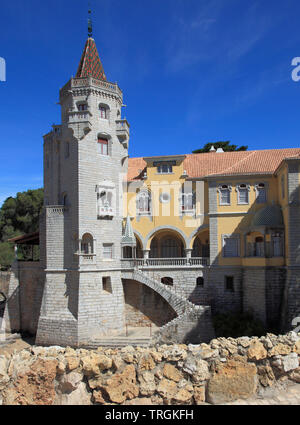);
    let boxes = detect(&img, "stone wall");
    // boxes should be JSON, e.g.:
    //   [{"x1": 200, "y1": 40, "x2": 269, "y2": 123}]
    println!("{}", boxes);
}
[{"x1": 0, "y1": 332, "x2": 299, "y2": 405}]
